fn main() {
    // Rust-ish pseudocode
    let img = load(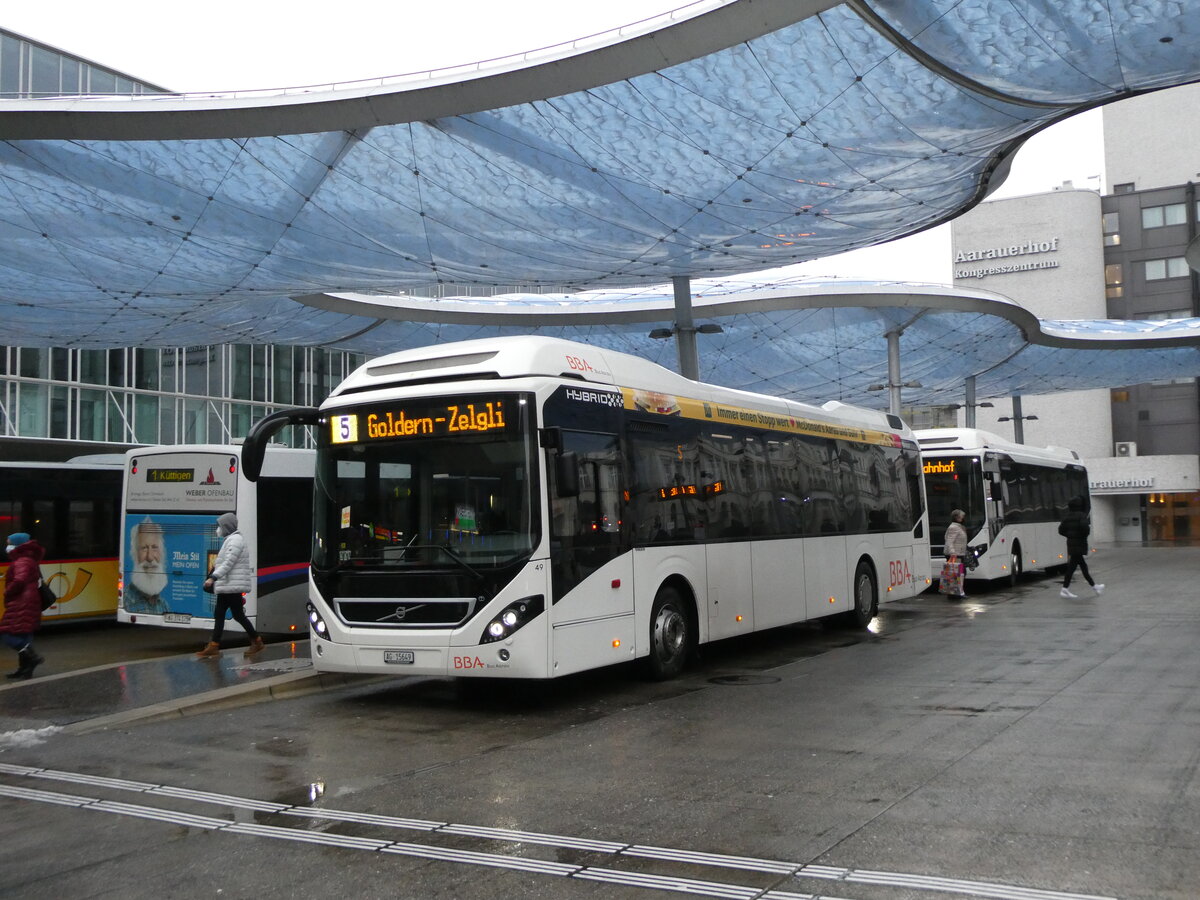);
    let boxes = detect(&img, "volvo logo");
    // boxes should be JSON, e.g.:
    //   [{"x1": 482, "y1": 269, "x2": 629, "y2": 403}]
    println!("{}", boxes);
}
[{"x1": 377, "y1": 603, "x2": 425, "y2": 623}]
